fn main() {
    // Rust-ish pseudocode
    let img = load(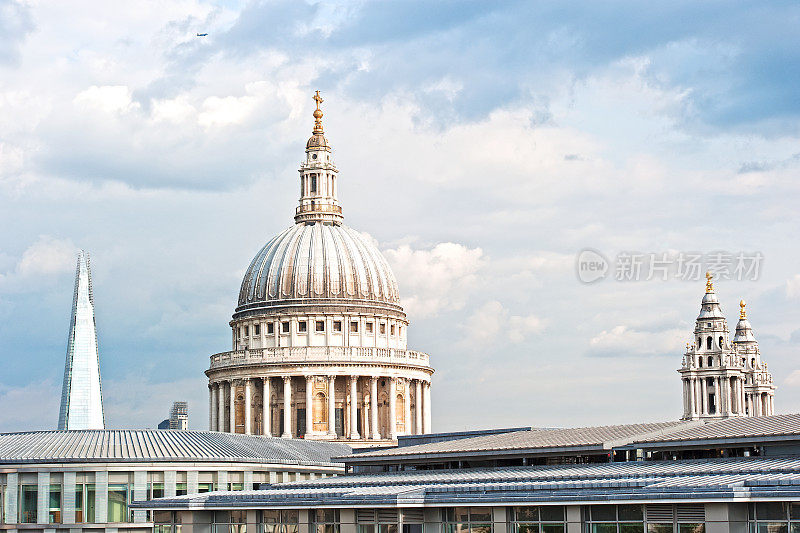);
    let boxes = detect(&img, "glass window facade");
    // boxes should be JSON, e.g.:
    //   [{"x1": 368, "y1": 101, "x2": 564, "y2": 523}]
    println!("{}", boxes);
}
[
  {"x1": 49, "y1": 483, "x2": 62, "y2": 523},
  {"x1": 154, "y1": 510, "x2": 183, "y2": 533},
  {"x1": 312, "y1": 509, "x2": 341, "y2": 533},
  {"x1": 511, "y1": 506, "x2": 566, "y2": 533},
  {"x1": 107, "y1": 483, "x2": 129, "y2": 523},
  {"x1": 19, "y1": 484, "x2": 37, "y2": 524},
  {"x1": 261, "y1": 509, "x2": 299, "y2": 533},
  {"x1": 442, "y1": 507, "x2": 494, "y2": 533},
  {"x1": 585, "y1": 505, "x2": 644, "y2": 533},
  {"x1": 748, "y1": 503, "x2": 800, "y2": 533},
  {"x1": 214, "y1": 510, "x2": 248, "y2": 533}
]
